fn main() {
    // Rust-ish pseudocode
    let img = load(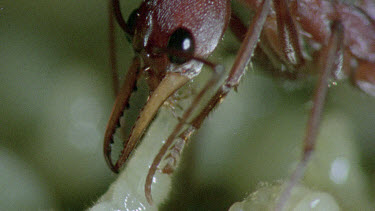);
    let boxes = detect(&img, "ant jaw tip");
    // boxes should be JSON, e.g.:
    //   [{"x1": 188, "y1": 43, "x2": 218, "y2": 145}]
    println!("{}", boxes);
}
[
  {"x1": 106, "y1": 161, "x2": 119, "y2": 174},
  {"x1": 111, "y1": 165, "x2": 120, "y2": 174}
]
